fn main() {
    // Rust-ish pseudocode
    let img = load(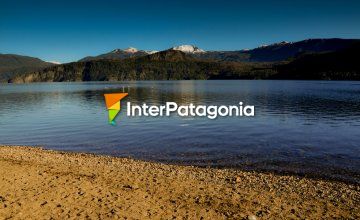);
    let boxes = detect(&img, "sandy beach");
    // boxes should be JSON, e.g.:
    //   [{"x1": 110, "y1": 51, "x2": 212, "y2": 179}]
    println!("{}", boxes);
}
[{"x1": 0, "y1": 146, "x2": 358, "y2": 219}]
